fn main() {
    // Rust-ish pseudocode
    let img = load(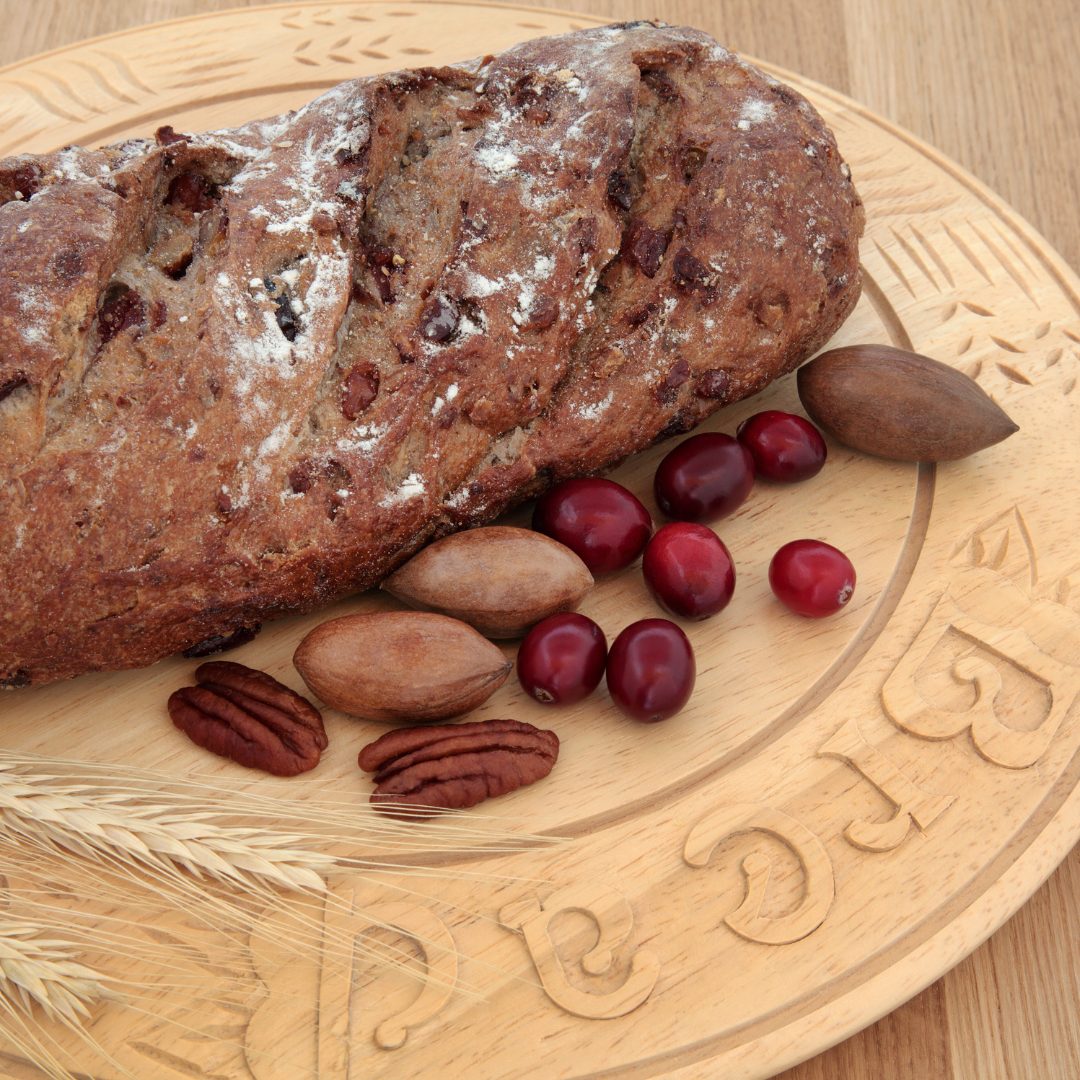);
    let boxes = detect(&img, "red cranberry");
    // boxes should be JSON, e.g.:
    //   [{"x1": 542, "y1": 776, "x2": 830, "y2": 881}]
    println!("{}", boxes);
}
[
  {"x1": 769, "y1": 539, "x2": 856, "y2": 618},
  {"x1": 606, "y1": 619, "x2": 695, "y2": 722},
  {"x1": 736, "y1": 410, "x2": 827, "y2": 482},
  {"x1": 419, "y1": 296, "x2": 459, "y2": 342},
  {"x1": 654, "y1": 433, "x2": 754, "y2": 522},
  {"x1": 533, "y1": 478, "x2": 652, "y2": 574},
  {"x1": 166, "y1": 171, "x2": 217, "y2": 213},
  {"x1": 643, "y1": 524, "x2": 735, "y2": 619},
  {"x1": 623, "y1": 219, "x2": 670, "y2": 278},
  {"x1": 97, "y1": 283, "x2": 146, "y2": 343},
  {"x1": 517, "y1": 613, "x2": 607, "y2": 706},
  {"x1": 341, "y1": 364, "x2": 379, "y2": 420}
]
